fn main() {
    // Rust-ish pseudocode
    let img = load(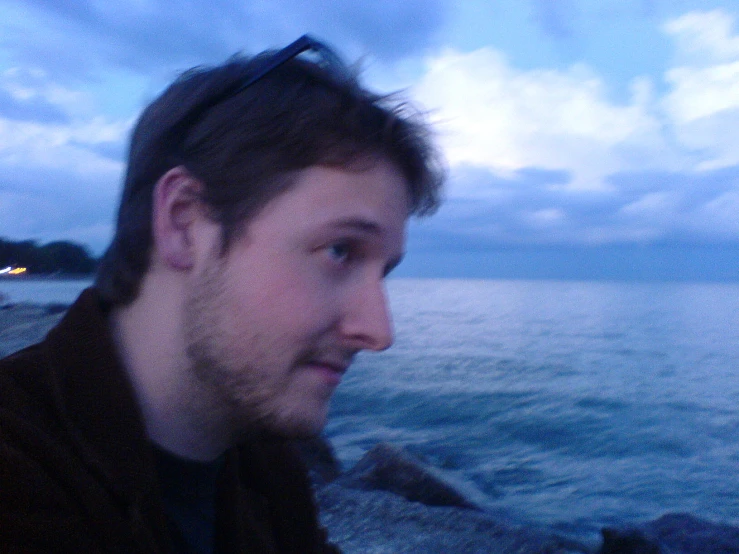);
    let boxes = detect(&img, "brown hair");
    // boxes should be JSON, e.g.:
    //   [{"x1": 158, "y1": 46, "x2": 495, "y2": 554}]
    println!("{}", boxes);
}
[{"x1": 95, "y1": 44, "x2": 444, "y2": 305}]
